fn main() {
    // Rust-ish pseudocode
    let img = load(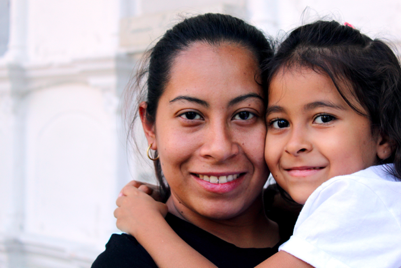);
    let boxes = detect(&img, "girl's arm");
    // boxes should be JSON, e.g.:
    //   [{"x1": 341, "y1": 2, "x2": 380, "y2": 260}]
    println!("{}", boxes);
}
[
  {"x1": 115, "y1": 182, "x2": 312, "y2": 268},
  {"x1": 115, "y1": 183, "x2": 217, "y2": 268},
  {"x1": 256, "y1": 251, "x2": 313, "y2": 268}
]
